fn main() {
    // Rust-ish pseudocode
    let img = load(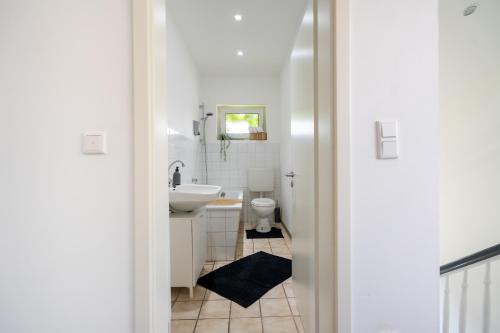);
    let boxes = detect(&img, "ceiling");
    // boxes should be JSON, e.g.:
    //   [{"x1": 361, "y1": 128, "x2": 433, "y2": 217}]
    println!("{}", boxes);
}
[{"x1": 166, "y1": 0, "x2": 308, "y2": 76}]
